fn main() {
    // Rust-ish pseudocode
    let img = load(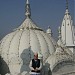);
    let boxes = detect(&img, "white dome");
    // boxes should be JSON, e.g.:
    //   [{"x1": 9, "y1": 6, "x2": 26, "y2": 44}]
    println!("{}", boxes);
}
[
  {"x1": 46, "y1": 46, "x2": 74, "y2": 71},
  {"x1": 0, "y1": 1, "x2": 55, "y2": 74},
  {"x1": 46, "y1": 26, "x2": 57, "y2": 47},
  {"x1": 0, "y1": 18, "x2": 55, "y2": 75}
]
